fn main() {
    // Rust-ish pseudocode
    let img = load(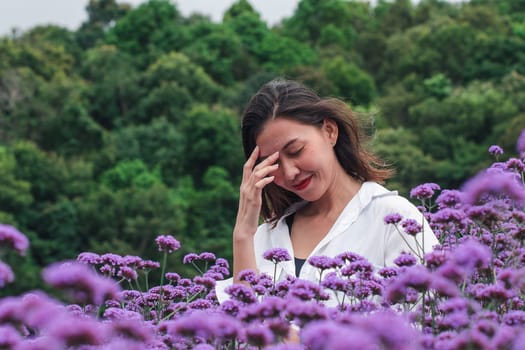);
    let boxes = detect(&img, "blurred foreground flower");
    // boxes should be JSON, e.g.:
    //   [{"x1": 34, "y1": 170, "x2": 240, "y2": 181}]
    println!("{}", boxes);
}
[
  {"x1": 0, "y1": 224, "x2": 29, "y2": 255},
  {"x1": 42, "y1": 261, "x2": 121, "y2": 305},
  {"x1": 461, "y1": 170, "x2": 525, "y2": 205}
]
